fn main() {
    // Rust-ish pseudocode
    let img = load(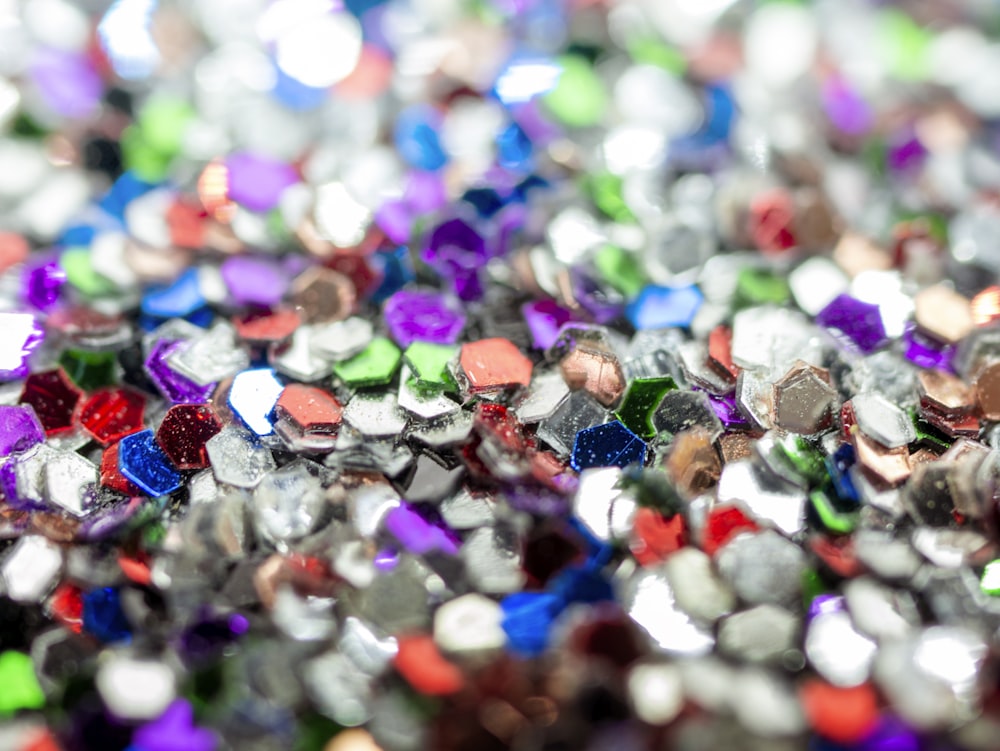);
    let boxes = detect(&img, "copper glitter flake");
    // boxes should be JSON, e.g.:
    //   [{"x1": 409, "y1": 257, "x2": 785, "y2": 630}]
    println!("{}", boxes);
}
[{"x1": 459, "y1": 338, "x2": 533, "y2": 395}]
